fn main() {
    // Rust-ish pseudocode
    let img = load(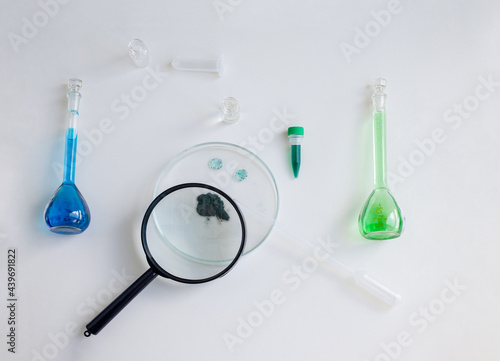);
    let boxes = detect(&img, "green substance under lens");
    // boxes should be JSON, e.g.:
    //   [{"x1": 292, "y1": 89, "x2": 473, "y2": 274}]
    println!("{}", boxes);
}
[
  {"x1": 196, "y1": 193, "x2": 230, "y2": 221},
  {"x1": 358, "y1": 80, "x2": 404, "y2": 240}
]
